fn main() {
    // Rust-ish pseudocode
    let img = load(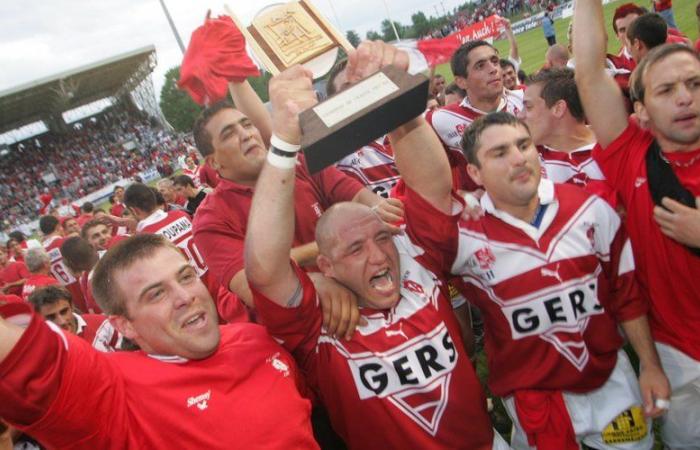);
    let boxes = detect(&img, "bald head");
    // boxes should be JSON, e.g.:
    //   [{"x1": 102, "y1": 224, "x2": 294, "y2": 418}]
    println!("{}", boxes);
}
[
  {"x1": 315, "y1": 202, "x2": 381, "y2": 257},
  {"x1": 545, "y1": 44, "x2": 570, "y2": 69}
]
